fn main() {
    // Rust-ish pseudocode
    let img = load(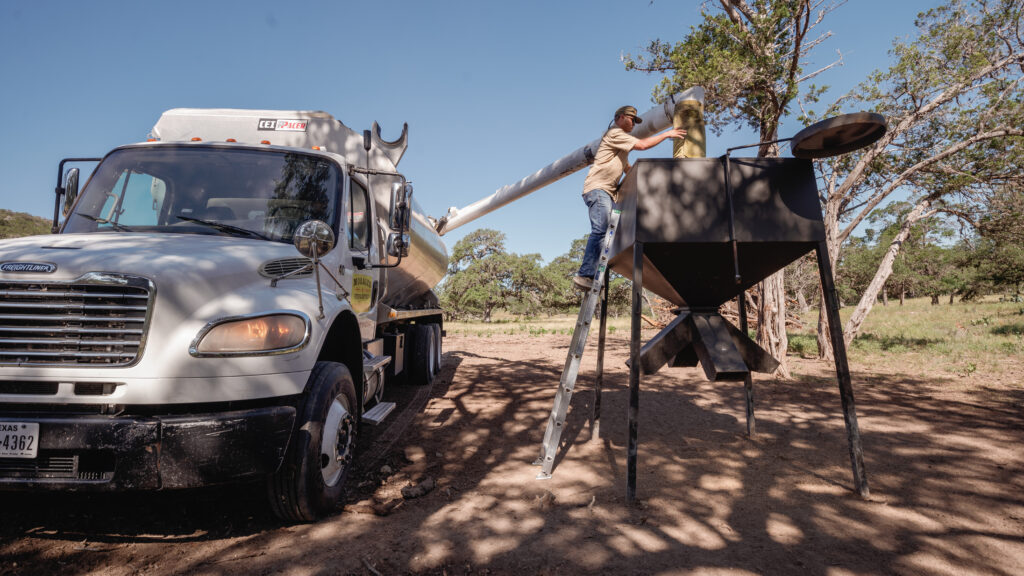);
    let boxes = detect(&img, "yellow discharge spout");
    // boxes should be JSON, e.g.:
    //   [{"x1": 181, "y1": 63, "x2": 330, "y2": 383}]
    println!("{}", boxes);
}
[{"x1": 673, "y1": 99, "x2": 706, "y2": 159}]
